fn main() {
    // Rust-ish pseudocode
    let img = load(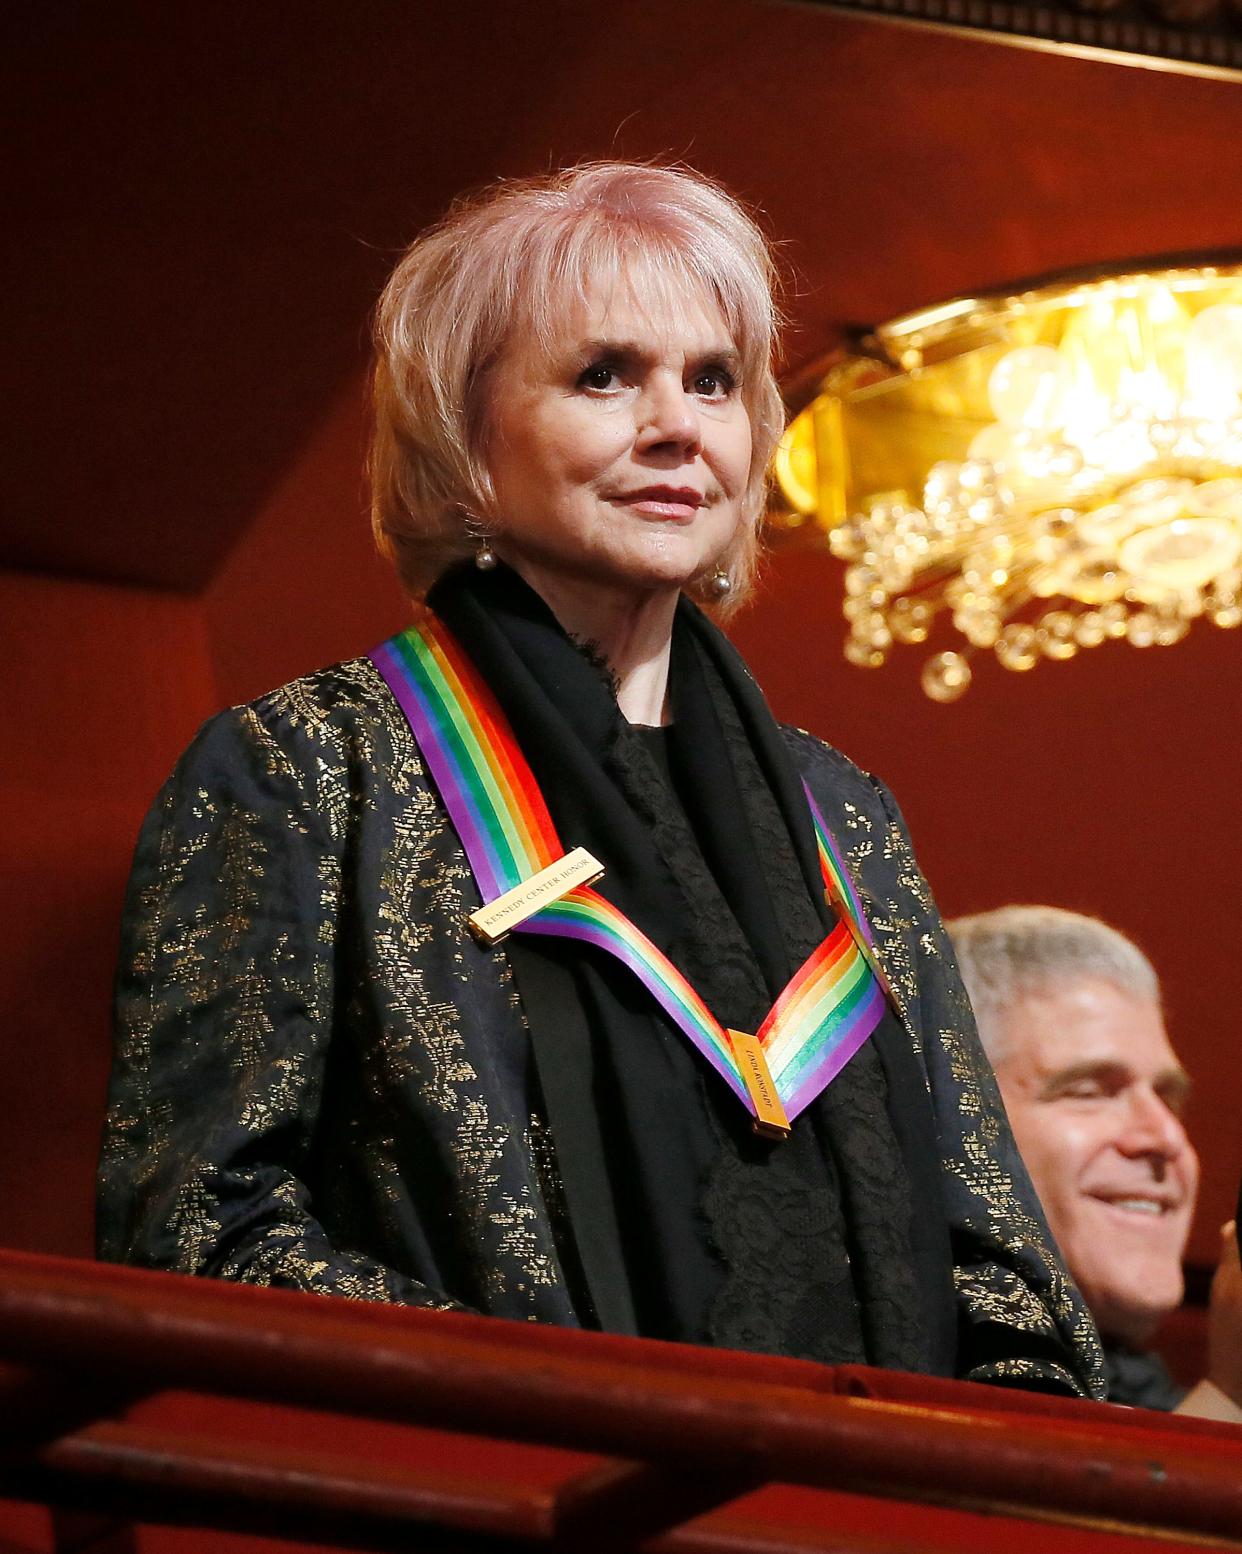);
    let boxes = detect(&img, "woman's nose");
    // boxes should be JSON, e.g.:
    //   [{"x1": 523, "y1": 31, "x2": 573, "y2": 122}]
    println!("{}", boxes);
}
[{"x1": 637, "y1": 374, "x2": 701, "y2": 453}]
